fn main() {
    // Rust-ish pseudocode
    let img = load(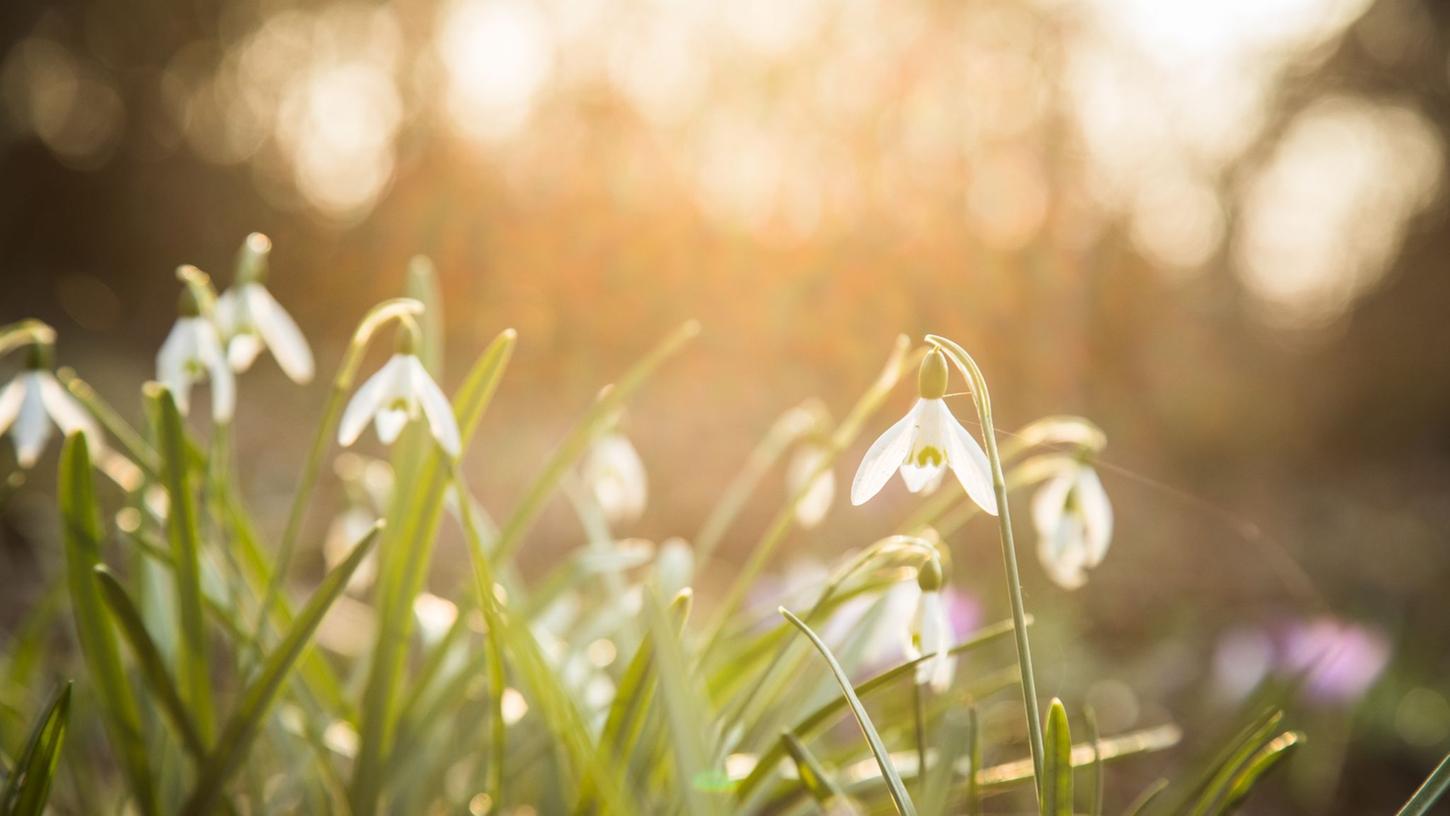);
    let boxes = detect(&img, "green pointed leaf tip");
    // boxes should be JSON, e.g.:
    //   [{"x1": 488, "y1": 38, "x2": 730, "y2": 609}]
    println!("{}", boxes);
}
[
  {"x1": 1, "y1": 682, "x2": 70, "y2": 816},
  {"x1": 1042, "y1": 698, "x2": 1073, "y2": 816}
]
